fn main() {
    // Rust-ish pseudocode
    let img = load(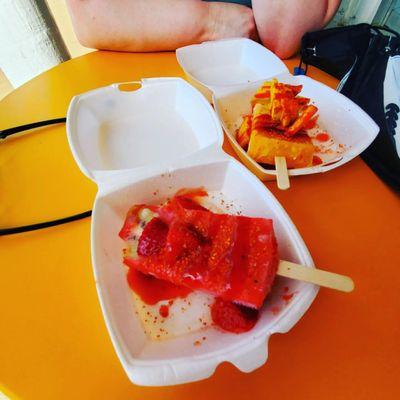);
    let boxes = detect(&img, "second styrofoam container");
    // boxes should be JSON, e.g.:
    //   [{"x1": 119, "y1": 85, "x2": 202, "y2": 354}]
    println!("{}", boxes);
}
[
  {"x1": 67, "y1": 77, "x2": 319, "y2": 386},
  {"x1": 176, "y1": 38, "x2": 379, "y2": 181}
]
